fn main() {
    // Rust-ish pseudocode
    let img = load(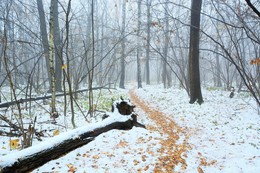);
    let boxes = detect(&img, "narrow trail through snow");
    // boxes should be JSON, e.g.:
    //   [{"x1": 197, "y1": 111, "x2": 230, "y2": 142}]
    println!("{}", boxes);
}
[{"x1": 129, "y1": 89, "x2": 192, "y2": 173}]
